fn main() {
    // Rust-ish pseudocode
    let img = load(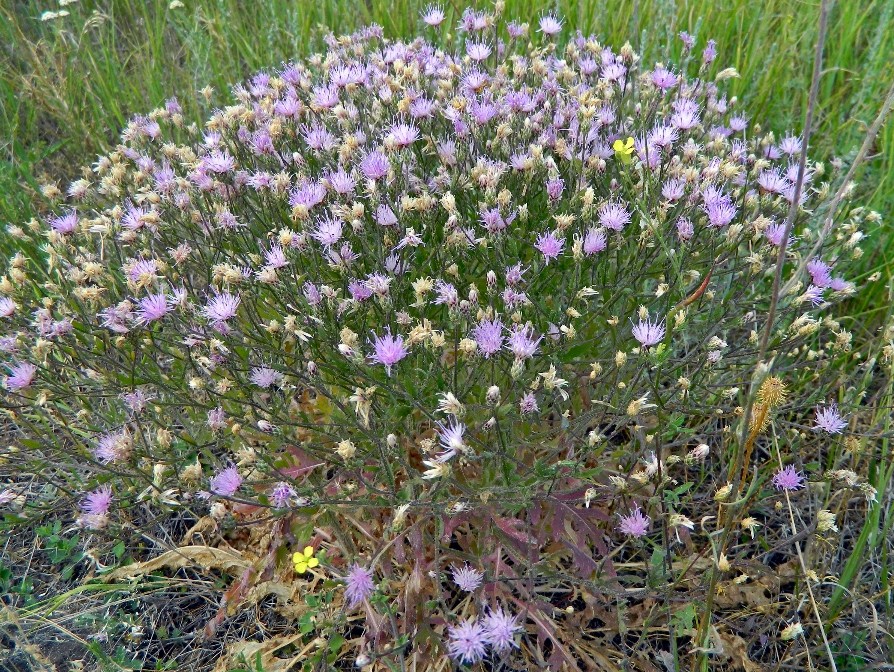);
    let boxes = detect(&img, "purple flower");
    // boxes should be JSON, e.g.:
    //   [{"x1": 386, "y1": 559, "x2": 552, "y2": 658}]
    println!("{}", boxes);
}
[
  {"x1": 534, "y1": 231, "x2": 565, "y2": 264},
  {"x1": 779, "y1": 134, "x2": 803, "y2": 156},
  {"x1": 538, "y1": 13, "x2": 563, "y2": 36},
  {"x1": 772, "y1": 465, "x2": 806, "y2": 491},
  {"x1": 519, "y1": 391, "x2": 539, "y2": 415},
  {"x1": 327, "y1": 168, "x2": 356, "y2": 195},
  {"x1": 677, "y1": 217, "x2": 695, "y2": 240},
  {"x1": 583, "y1": 228, "x2": 607, "y2": 255},
  {"x1": 765, "y1": 222, "x2": 794, "y2": 247},
  {"x1": 447, "y1": 618, "x2": 488, "y2": 664},
  {"x1": 814, "y1": 403, "x2": 847, "y2": 434},
  {"x1": 807, "y1": 259, "x2": 833, "y2": 288},
  {"x1": 436, "y1": 420, "x2": 467, "y2": 461},
  {"x1": 369, "y1": 328, "x2": 409, "y2": 376},
  {"x1": 433, "y1": 280, "x2": 458, "y2": 307},
  {"x1": 93, "y1": 431, "x2": 130, "y2": 464},
  {"x1": 0, "y1": 297, "x2": 16, "y2": 318},
  {"x1": 202, "y1": 292, "x2": 240, "y2": 323},
  {"x1": 210, "y1": 466, "x2": 242, "y2": 497},
  {"x1": 662, "y1": 178, "x2": 686, "y2": 201},
  {"x1": 264, "y1": 244, "x2": 288, "y2": 269},
  {"x1": 360, "y1": 150, "x2": 389, "y2": 180},
  {"x1": 250, "y1": 366, "x2": 282, "y2": 389},
  {"x1": 702, "y1": 39, "x2": 717, "y2": 64},
  {"x1": 204, "y1": 150, "x2": 235, "y2": 173},
  {"x1": 344, "y1": 564, "x2": 376, "y2": 607},
  {"x1": 506, "y1": 324, "x2": 542, "y2": 360},
  {"x1": 270, "y1": 481, "x2": 297, "y2": 508},
  {"x1": 451, "y1": 564, "x2": 484, "y2": 592},
  {"x1": 704, "y1": 201, "x2": 737, "y2": 227},
  {"x1": 82, "y1": 485, "x2": 113, "y2": 516},
  {"x1": 598, "y1": 202, "x2": 631, "y2": 231},
  {"x1": 651, "y1": 66, "x2": 678, "y2": 90},
  {"x1": 5, "y1": 362, "x2": 37, "y2": 391},
  {"x1": 50, "y1": 211, "x2": 79, "y2": 235},
  {"x1": 375, "y1": 204, "x2": 398, "y2": 227},
  {"x1": 421, "y1": 5, "x2": 445, "y2": 26},
  {"x1": 632, "y1": 315, "x2": 666, "y2": 347},
  {"x1": 135, "y1": 293, "x2": 170, "y2": 325},
  {"x1": 758, "y1": 169, "x2": 787, "y2": 194},
  {"x1": 311, "y1": 216, "x2": 344, "y2": 247},
  {"x1": 466, "y1": 41, "x2": 492, "y2": 62},
  {"x1": 546, "y1": 177, "x2": 564, "y2": 201},
  {"x1": 471, "y1": 318, "x2": 504, "y2": 357},
  {"x1": 482, "y1": 608, "x2": 522, "y2": 652},
  {"x1": 618, "y1": 505, "x2": 651, "y2": 538},
  {"x1": 387, "y1": 122, "x2": 420, "y2": 148}
]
